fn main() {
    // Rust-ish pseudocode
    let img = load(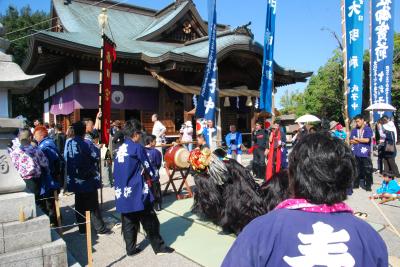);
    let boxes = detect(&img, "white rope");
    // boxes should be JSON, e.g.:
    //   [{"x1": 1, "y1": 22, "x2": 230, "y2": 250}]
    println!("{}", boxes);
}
[
  {"x1": 0, "y1": 222, "x2": 87, "y2": 239},
  {"x1": 370, "y1": 198, "x2": 400, "y2": 239}
]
